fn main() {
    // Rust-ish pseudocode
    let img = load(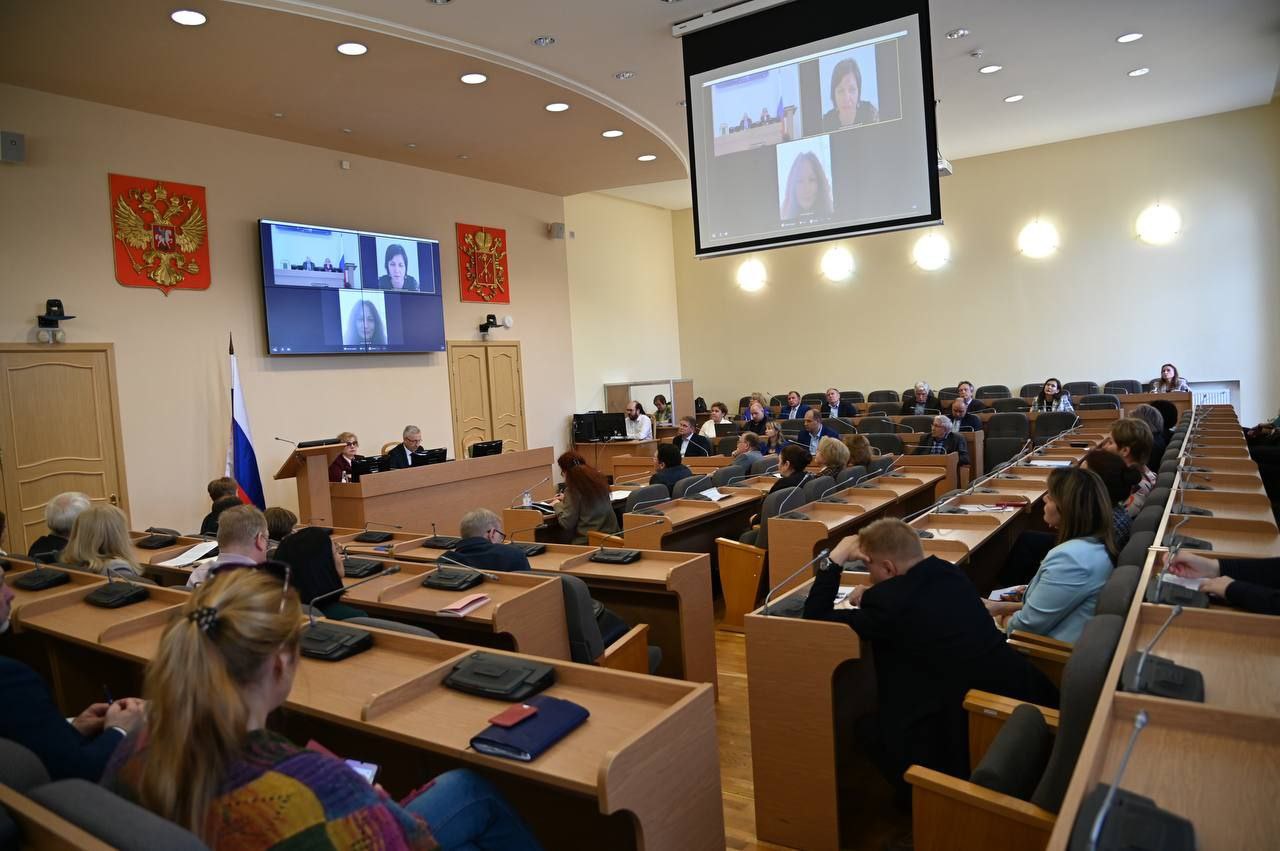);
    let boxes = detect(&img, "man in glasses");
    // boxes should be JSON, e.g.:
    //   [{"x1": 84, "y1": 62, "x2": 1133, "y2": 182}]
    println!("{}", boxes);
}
[
  {"x1": 187, "y1": 505, "x2": 271, "y2": 587},
  {"x1": 448, "y1": 508, "x2": 532, "y2": 573}
]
